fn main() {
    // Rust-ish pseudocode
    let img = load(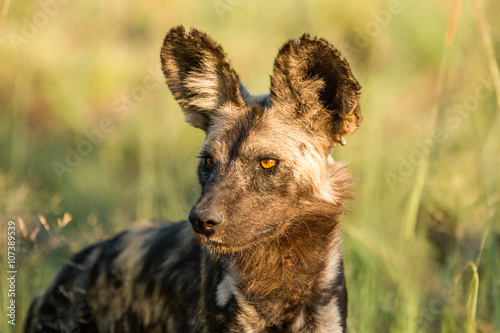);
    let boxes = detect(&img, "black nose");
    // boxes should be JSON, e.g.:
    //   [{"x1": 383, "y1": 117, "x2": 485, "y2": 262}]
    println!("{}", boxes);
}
[{"x1": 188, "y1": 208, "x2": 224, "y2": 237}]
